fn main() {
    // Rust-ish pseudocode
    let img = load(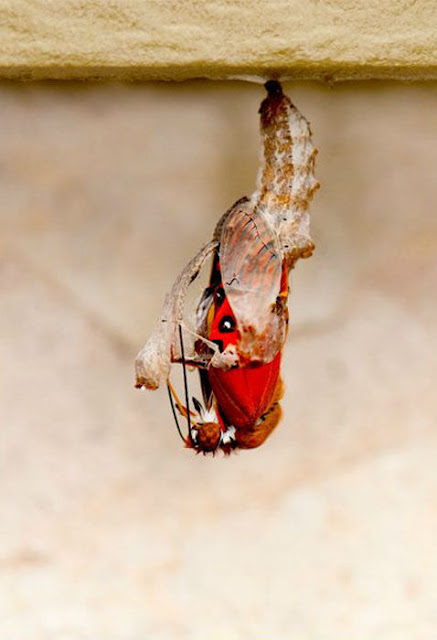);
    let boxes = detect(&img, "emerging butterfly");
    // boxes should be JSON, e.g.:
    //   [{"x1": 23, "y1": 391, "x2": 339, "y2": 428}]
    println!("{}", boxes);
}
[{"x1": 135, "y1": 80, "x2": 319, "y2": 454}]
